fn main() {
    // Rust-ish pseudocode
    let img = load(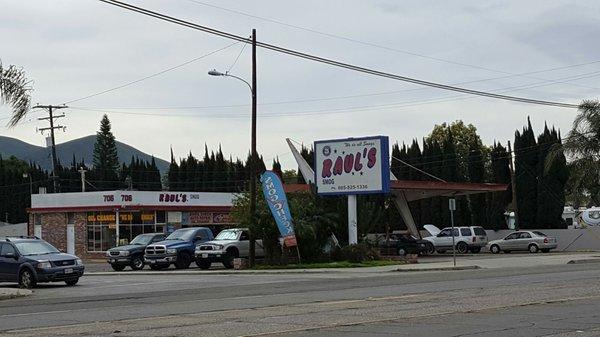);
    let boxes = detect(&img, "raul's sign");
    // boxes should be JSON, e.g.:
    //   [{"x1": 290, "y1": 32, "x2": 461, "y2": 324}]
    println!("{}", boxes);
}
[
  {"x1": 260, "y1": 171, "x2": 297, "y2": 247},
  {"x1": 314, "y1": 135, "x2": 390, "y2": 195}
]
